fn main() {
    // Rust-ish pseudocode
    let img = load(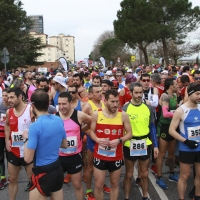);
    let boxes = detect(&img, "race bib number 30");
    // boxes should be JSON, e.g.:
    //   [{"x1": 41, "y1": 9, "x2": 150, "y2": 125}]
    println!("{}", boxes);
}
[
  {"x1": 60, "y1": 136, "x2": 77, "y2": 154},
  {"x1": 11, "y1": 131, "x2": 24, "y2": 147},
  {"x1": 98, "y1": 145, "x2": 116, "y2": 157},
  {"x1": 130, "y1": 140, "x2": 147, "y2": 156},
  {"x1": 188, "y1": 126, "x2": 200, "y2": 142}
]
